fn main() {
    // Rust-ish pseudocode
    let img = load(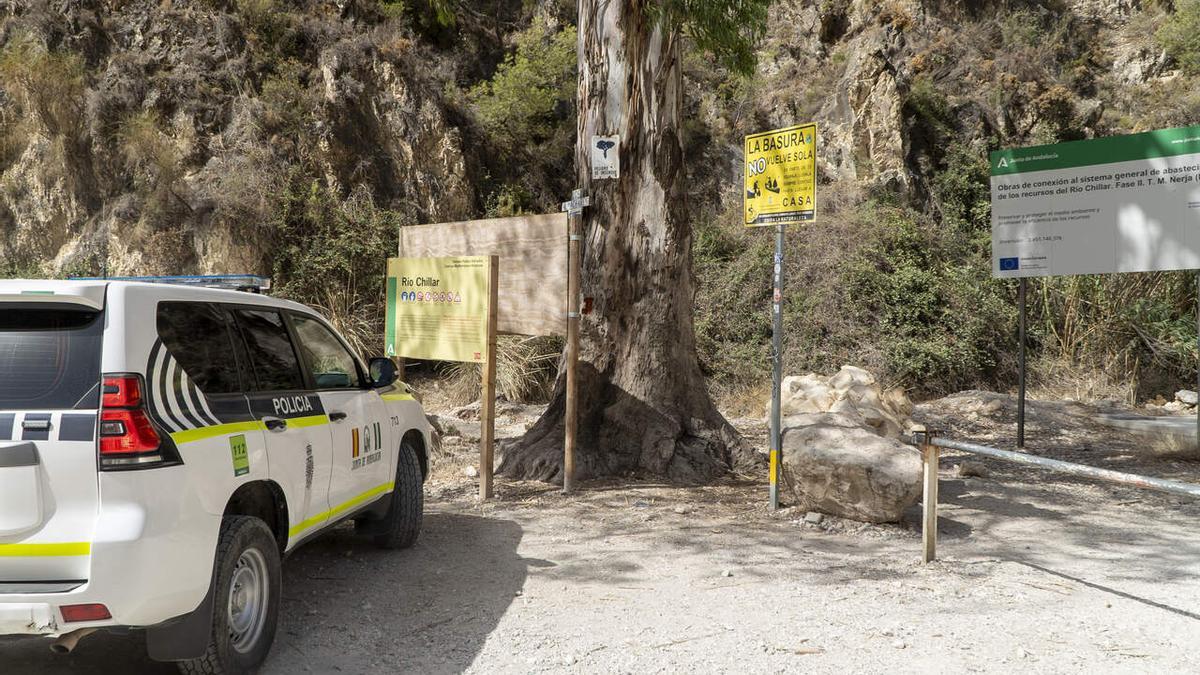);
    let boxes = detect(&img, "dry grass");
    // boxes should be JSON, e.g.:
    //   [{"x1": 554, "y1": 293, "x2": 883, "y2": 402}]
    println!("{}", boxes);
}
[
  {"x1": 439, "y1": 335, "x2": 563, "y2": 405},
  {"x1": 1026, "y1": 354, "x2": 1139, "y2": 405},
  {"x1": 712, "y1": 379, "x2": 772, "y2": 419},
  {"x1": 1149, "y1": 432, "x2": 1200, "y2": 461}
]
